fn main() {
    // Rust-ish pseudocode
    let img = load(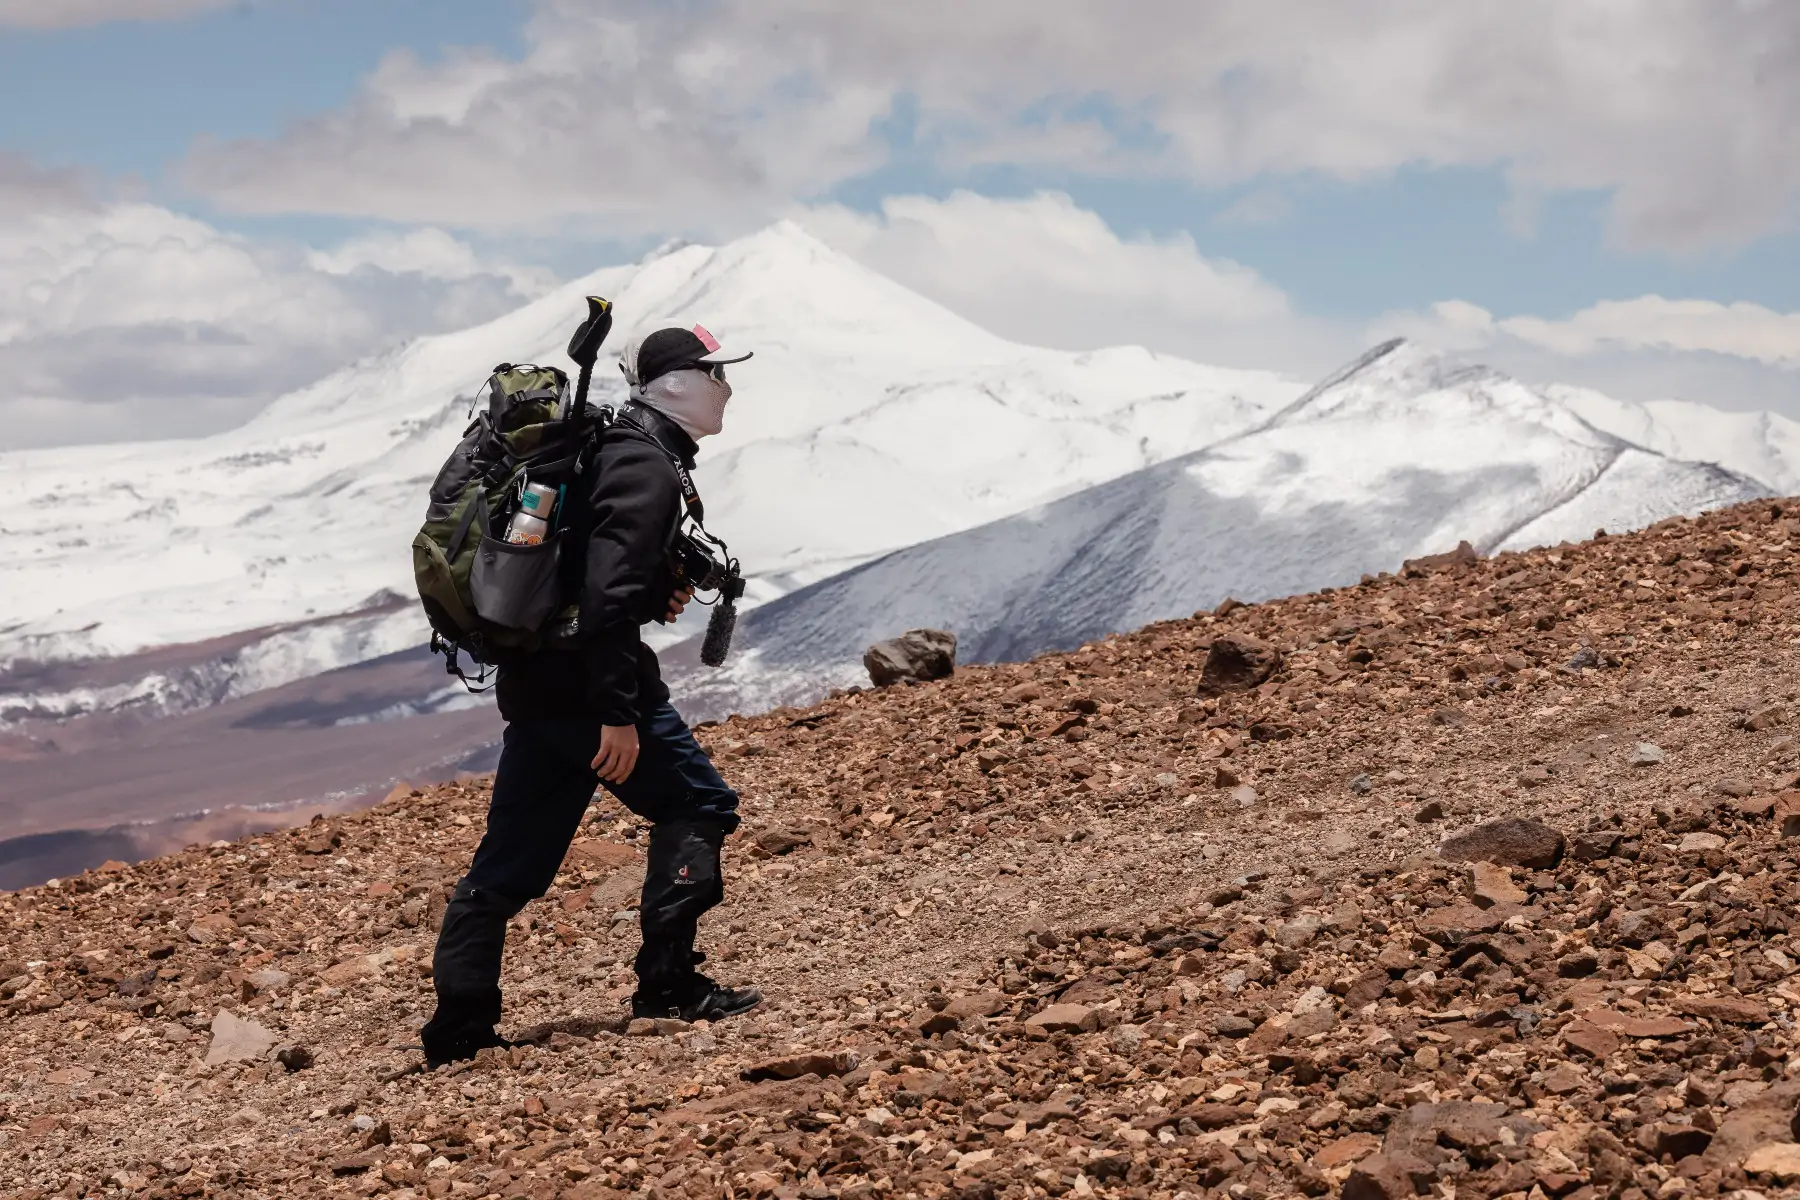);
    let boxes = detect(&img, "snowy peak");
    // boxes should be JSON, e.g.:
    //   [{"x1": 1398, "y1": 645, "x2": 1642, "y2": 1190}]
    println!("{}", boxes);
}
[
  {"x1": 1264, "y1": 338, "x2": 1609, "y2": 453},
  {"x1": 0, "y1": 221, "x2": 1301, "y2": 676},
  {"x1": 1549, "y1": 383, "x2": 1800, "y2": 495}
]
